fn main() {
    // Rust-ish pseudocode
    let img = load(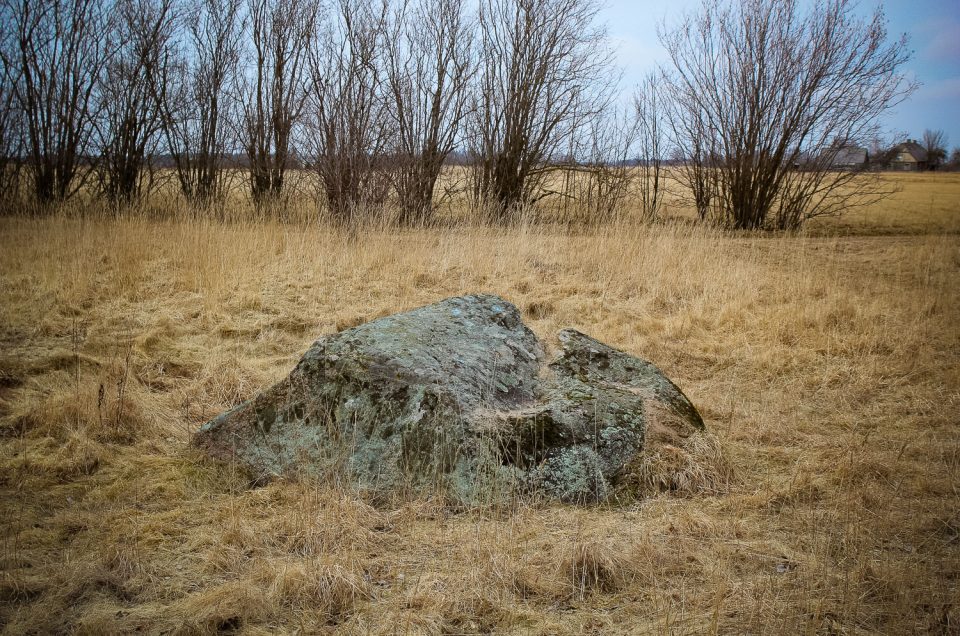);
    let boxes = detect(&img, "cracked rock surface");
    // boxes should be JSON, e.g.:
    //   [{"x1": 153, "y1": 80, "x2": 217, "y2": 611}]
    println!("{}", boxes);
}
[{"x1": 194, "y1": 294, "x2": 704, "y2": 503}]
